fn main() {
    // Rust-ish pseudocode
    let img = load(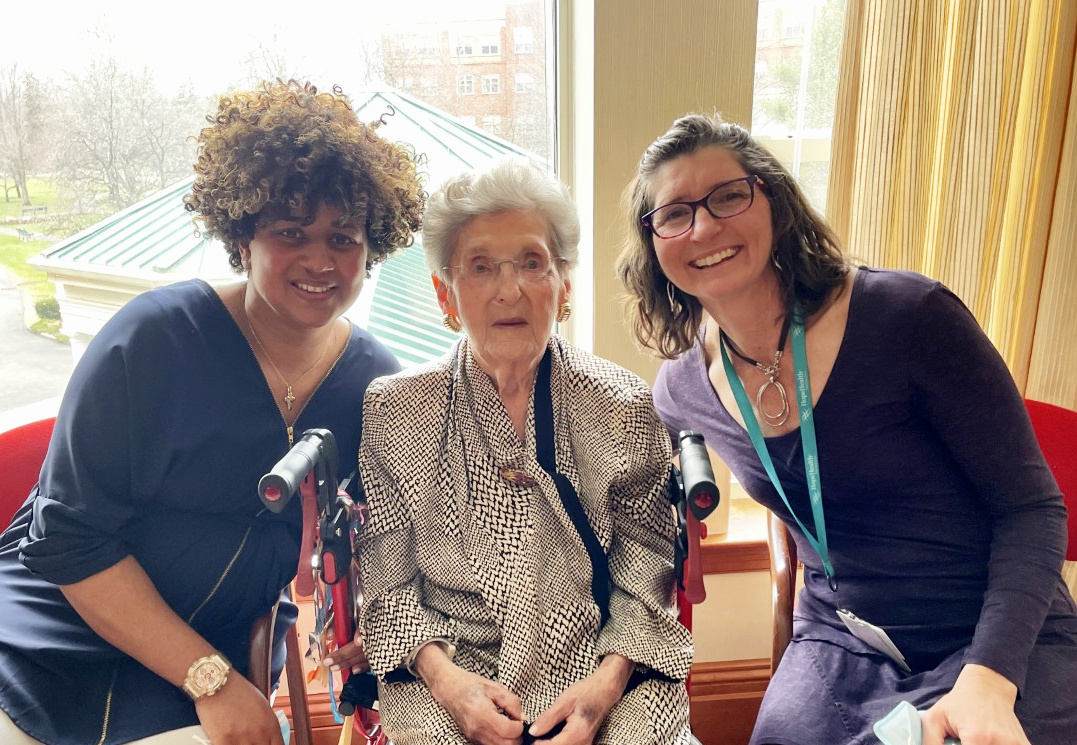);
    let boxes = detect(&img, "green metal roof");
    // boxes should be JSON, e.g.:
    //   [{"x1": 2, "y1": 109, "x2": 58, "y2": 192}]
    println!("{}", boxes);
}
[
  {"x1": 32, "y1": 176, "x2": 233, "y2": 279},
  {"x1": 34, "y1": 88, "x2": 542, "y2": 367}
]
